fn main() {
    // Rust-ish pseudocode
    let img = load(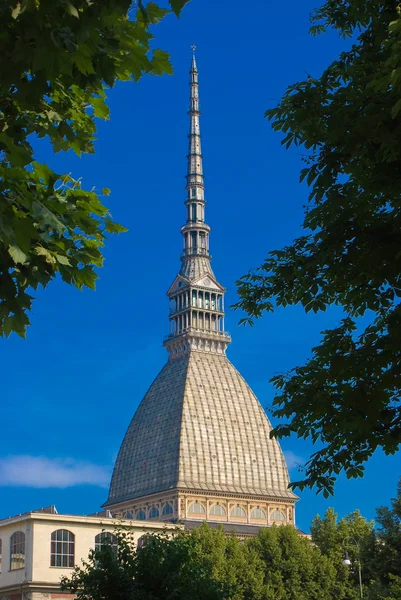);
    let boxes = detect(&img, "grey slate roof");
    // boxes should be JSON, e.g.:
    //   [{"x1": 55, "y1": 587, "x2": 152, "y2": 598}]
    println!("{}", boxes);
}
[{"x1": 106, "y1": 351, "x2": 296, "y2": 506}]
